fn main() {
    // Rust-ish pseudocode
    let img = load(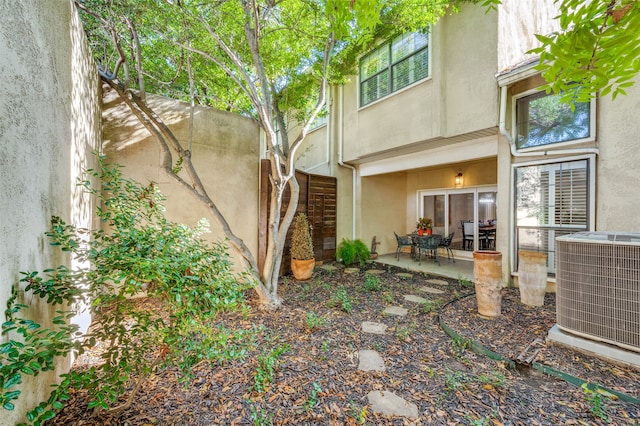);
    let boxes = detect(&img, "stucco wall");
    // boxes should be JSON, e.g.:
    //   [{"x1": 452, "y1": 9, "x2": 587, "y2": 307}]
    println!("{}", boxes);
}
[
  {"x1": 596, "y1": 78, "x2": 640, "y2": 232},
  {"x1": 340, "y1": 3, "x2": 498, "y2": 162},
  {"x1": 0, "y1": 1, "x2": 100, "y2": 422},
  {"x1": 102, "y1": 90, "x2": 261, "y2": 270},
  {"x1": 497, "y1": 0, "x2": 560, "y2": 72},
  {"x1": 359, "y1": 173, "x2": 408, "y2": 256}
]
